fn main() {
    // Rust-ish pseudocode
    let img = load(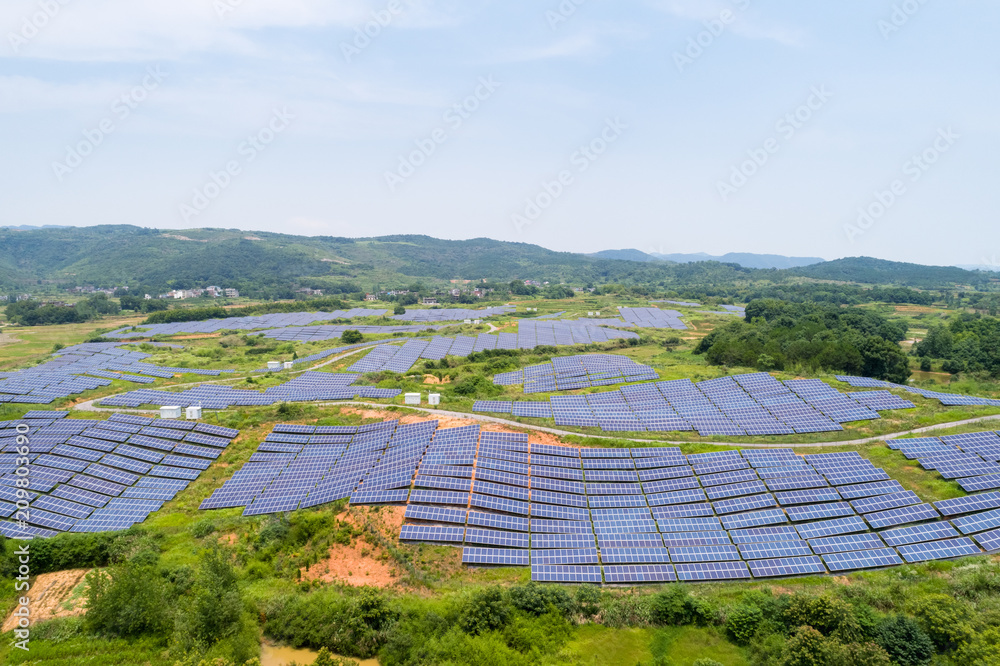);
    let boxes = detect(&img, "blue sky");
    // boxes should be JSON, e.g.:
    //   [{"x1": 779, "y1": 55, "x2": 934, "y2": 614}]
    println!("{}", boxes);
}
[{"x1": 2, "y1": 0, "x2": 997, "y2": 266}]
